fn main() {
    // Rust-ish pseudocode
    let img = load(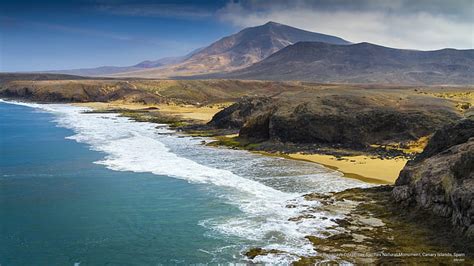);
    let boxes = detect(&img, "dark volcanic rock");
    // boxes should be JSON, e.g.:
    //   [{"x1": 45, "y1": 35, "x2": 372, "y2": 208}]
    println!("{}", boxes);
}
[
  {"x1": 214, "y1": 94, "x2": 460, "y2": 148},
  {"x1": 266, "y1": 106, "x2": 440, "y2": 147},
  {"x1": 393, "y1": 119, "x2": 474, "y2": 237},
  {"x1": 208, "y1": 97, "x2": 272, "y2": 129},
  {"x1": 239, "y1": 110, "x2": 273, "y2": 140},
  {"x1": 413, "y1": 119, "x2": 474, "y2": 162}
]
